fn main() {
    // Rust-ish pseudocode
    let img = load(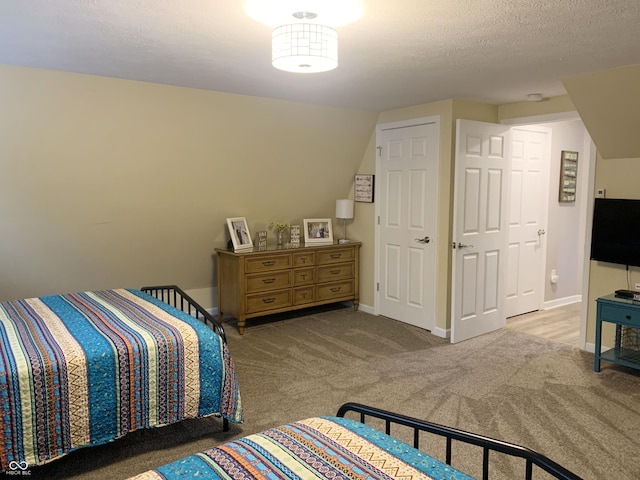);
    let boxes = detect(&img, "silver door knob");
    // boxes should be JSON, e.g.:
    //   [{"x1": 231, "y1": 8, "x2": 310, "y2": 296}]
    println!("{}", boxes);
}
[
  {"x1": 415, "y1": 236, "x2": 431, "y2": 244},
  {"x1": 452, "y1": 242, "x2": 474, "y2": 249},
  {"x1": 538, "y1": 229, "x2": 546, "y2": 236}
]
